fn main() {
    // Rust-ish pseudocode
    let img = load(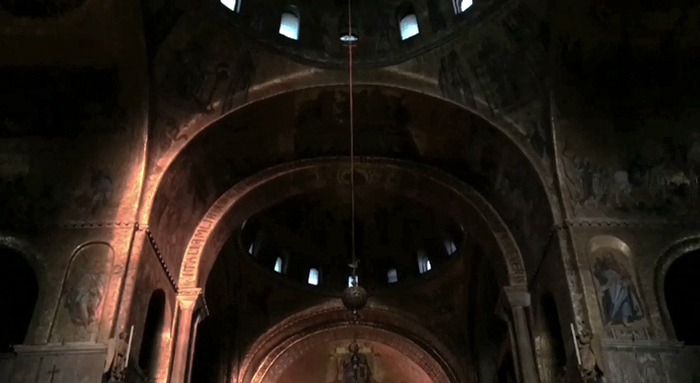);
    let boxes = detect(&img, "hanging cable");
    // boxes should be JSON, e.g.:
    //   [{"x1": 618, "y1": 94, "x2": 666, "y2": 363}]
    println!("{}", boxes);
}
[{"x1": 348, "y1": 0, "x2": 357, "y2": 284}]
